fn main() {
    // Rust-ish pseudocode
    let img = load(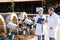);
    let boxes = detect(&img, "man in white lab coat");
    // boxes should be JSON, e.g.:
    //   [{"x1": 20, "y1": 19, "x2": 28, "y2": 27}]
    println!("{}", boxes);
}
[
  {"x1": 34, "y1": 7, "x2": 46, "y2": 40},
  {"x1": 47, "y1": 7, "x2": 59, "y2": 40}
]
